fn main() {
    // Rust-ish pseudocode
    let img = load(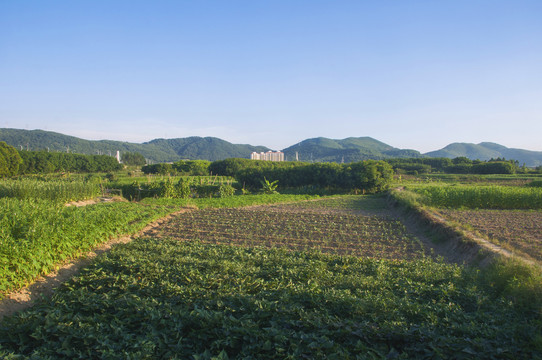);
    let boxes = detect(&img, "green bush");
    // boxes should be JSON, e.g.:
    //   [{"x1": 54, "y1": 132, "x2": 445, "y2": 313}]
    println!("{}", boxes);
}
[{"x1": 217, "y1": 183, "x2": 235, "y2": 198}]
